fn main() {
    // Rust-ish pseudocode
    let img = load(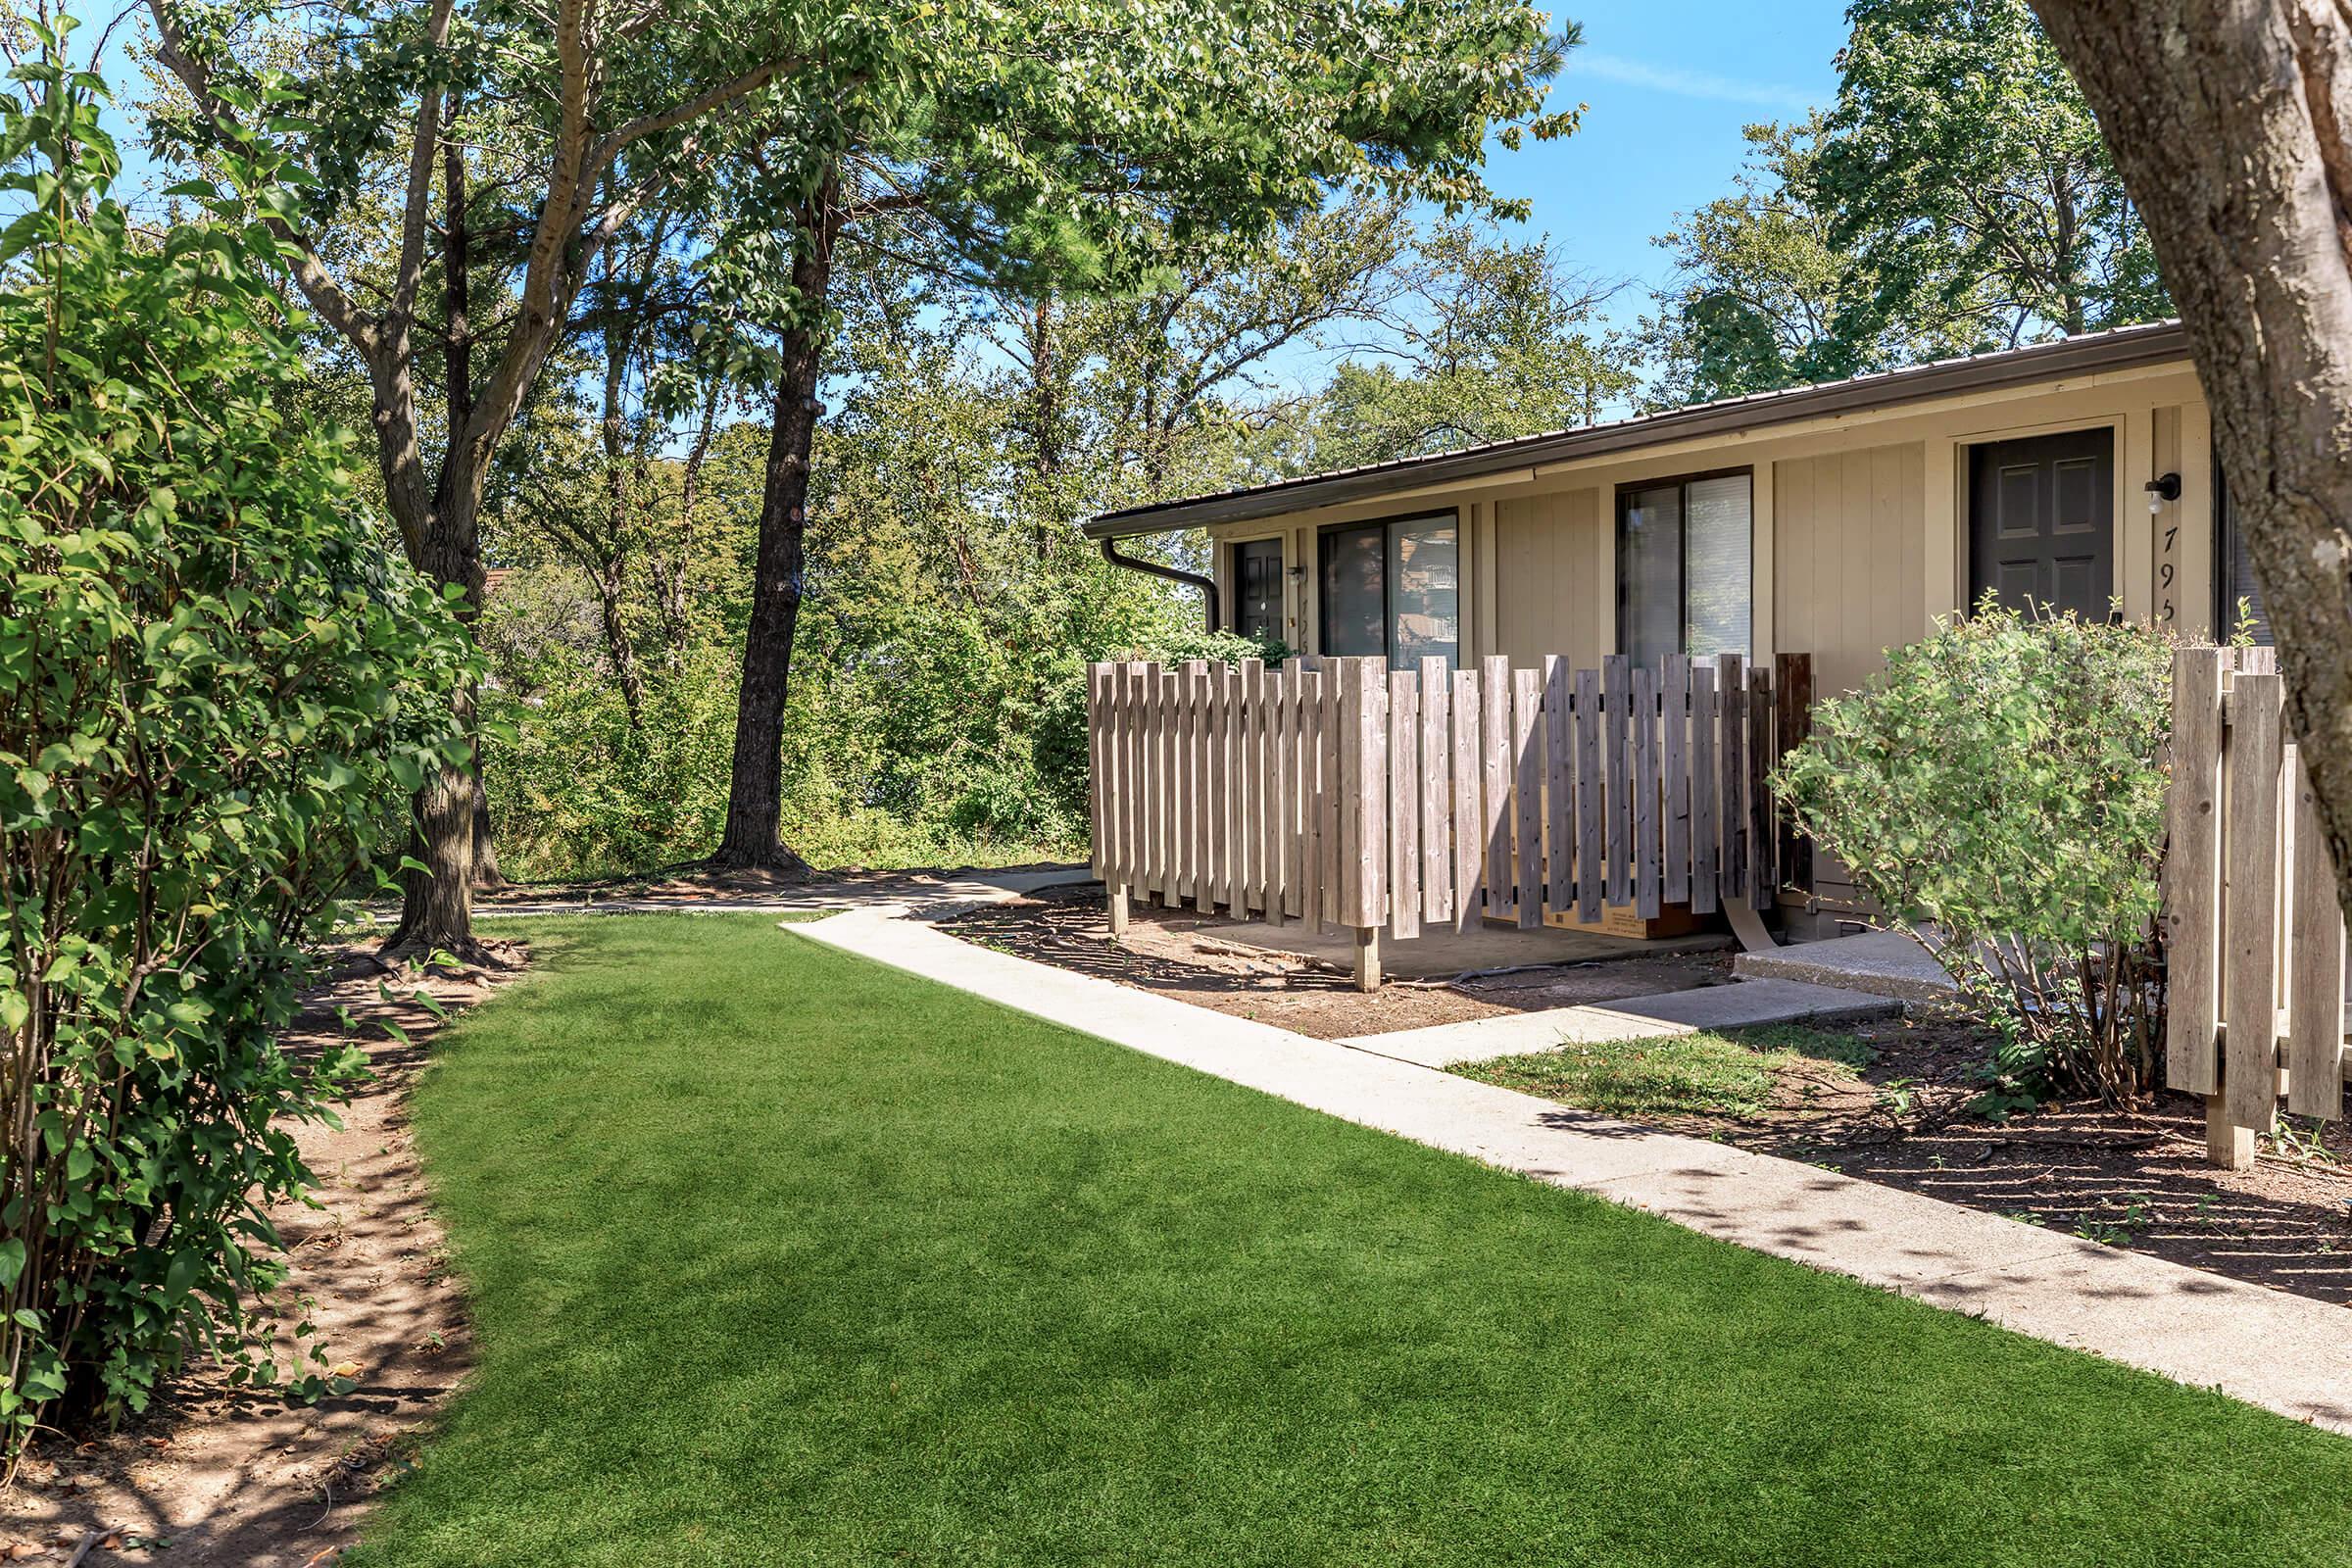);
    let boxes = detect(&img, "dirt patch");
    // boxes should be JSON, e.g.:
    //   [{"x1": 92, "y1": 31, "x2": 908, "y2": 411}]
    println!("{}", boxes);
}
[
  {"x1": 938, "y1": 883, "x2": 1735, "y2": 1040},
  {"x1": 1749, "y1": 1011, "x2": 2352, "y2": 1303},
  {"x1": 0, "y1": 947, "x2": 529, "y2": 1566},
  {"x1": 941, "y1": 886, "x2": 2352, "y2": 1307}
]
